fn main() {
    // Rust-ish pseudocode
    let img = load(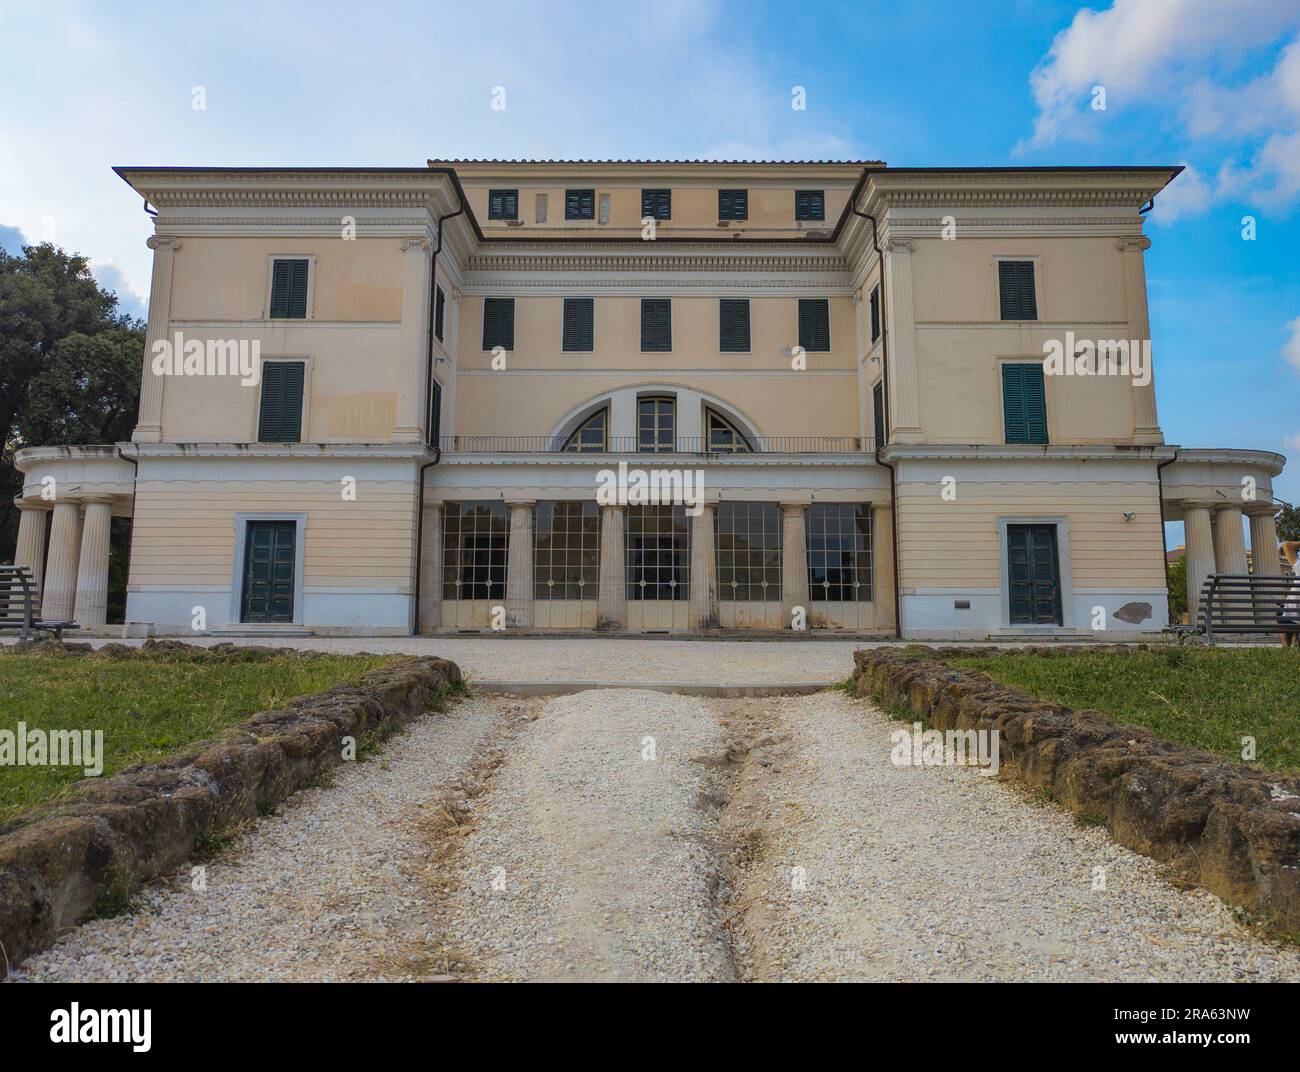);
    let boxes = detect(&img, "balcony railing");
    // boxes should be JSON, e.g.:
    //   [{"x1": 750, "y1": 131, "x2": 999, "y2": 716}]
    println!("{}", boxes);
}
[{"x1": 434, "y1": 436, "x2": 873, "y2": 456}]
